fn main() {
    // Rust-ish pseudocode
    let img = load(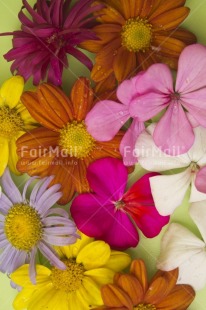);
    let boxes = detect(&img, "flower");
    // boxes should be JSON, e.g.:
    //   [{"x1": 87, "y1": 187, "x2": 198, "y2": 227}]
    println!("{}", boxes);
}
[
  {"x1": 71, "y1": 157, "x2": 169, "y2": 250},
  {"x1": 2, "y1": 0, "x2": 102, "y2": 86},
  {"x1": 16, "y1": 78, "x2": 124, "y2": 204},
  {"x1": 135, "y1": 124, "x2": 206, "y2": 215},
  {"x1": 0, "y1": 168, "x2": 78, "y2": 283},
  {"x1": 86, "y1": 75, "x2": 145, "y2": 166},
  {"x1": 0, "y1": 76, "x2": 36, "y2": 176},
  {"x1": 157, "y1": 200, "x2": 206, "y2": 291},
  {"x1": 95, "y1": 259, "x2": 195, "y2": 309},
  {"x1": 10, "y1": 232, "x2": 131, "y2": 310},
  {"x1": 81, "y1": 0, "x2": 196, "y2": 90},
  {"x1": 130, "y1": 44, "x2": 206, "y2": 155},
  {"x1": 195, "y1": 166, "x2": 206, "y2": 194}
]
